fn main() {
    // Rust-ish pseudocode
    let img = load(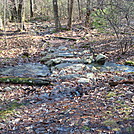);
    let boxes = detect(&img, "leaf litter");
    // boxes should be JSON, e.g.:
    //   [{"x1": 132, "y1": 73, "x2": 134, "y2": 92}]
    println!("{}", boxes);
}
[{"x1": 0, "y1": 24, "x2": 134, "y2": 134}]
